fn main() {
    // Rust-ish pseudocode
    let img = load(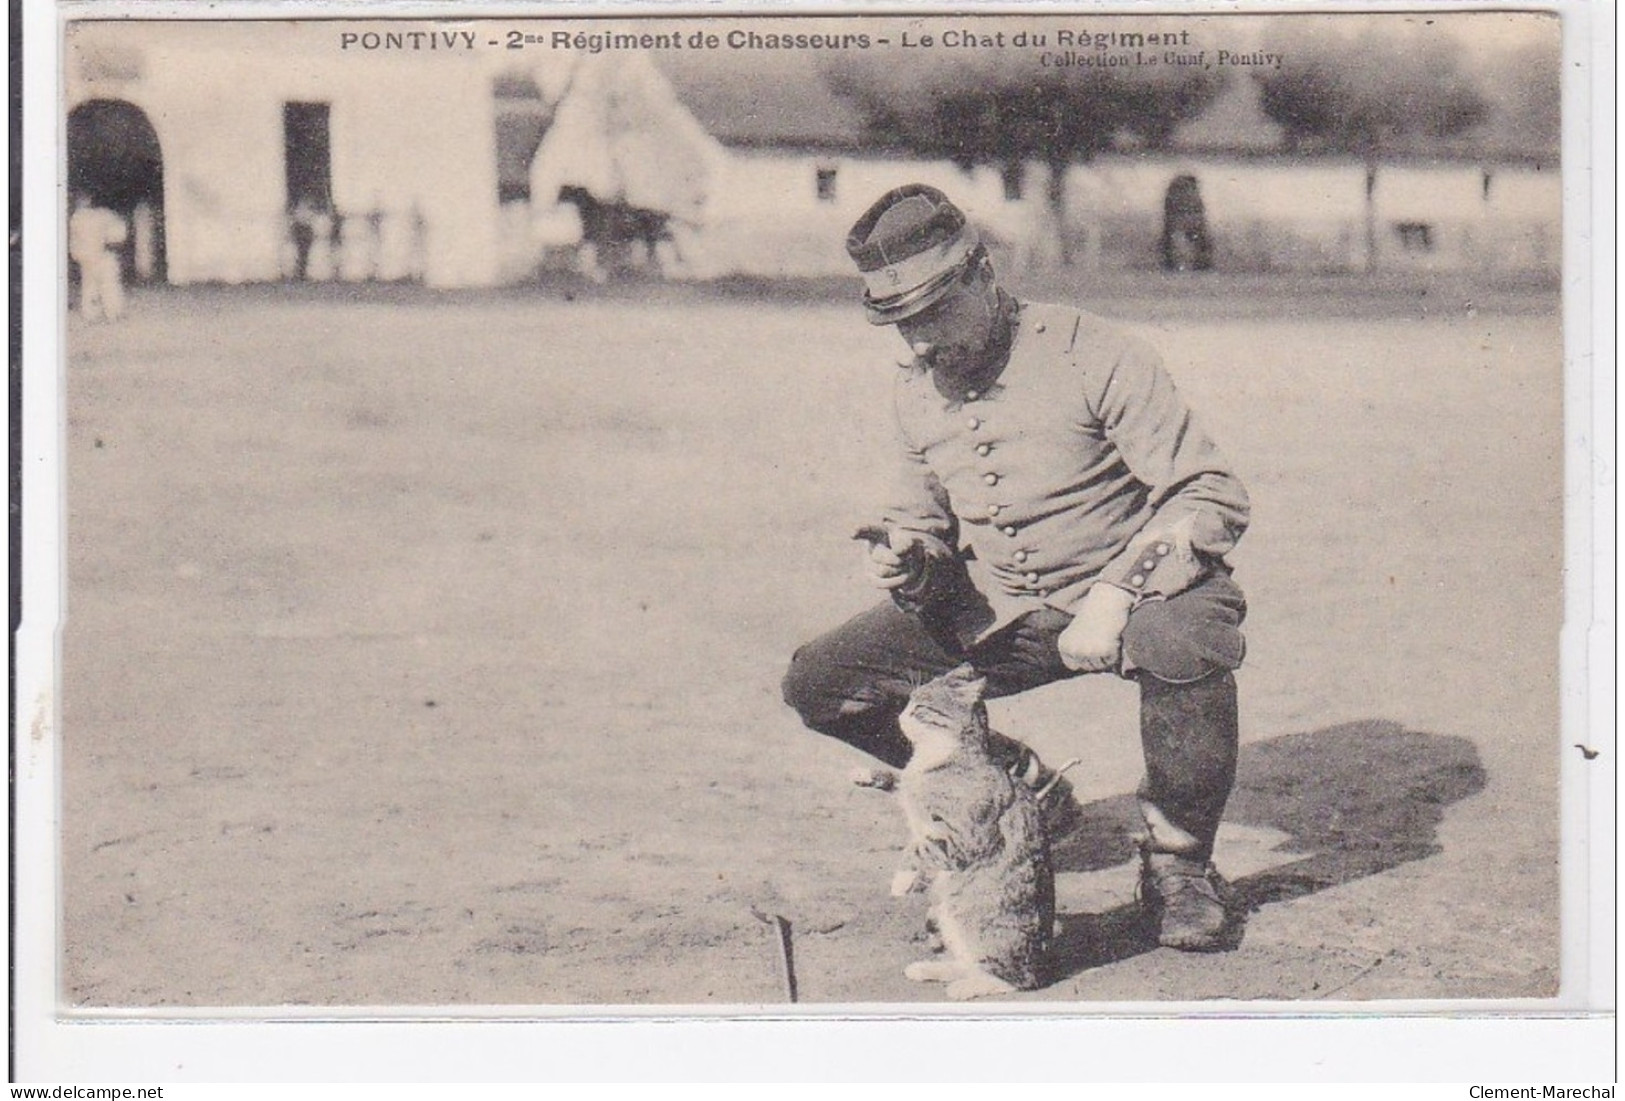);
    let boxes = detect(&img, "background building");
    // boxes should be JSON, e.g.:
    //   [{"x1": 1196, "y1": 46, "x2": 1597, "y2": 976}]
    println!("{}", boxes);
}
[{"x1": 65, "y1": 18, "x2": 1562, "y2": 289}]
